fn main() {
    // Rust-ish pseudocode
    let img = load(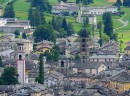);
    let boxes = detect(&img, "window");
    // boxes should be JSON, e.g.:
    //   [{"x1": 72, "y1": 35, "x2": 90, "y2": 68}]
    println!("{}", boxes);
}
[
  {"x1": 83, "y1": 56, "x2": 85, "y2": 59},
  {"x1": 82, "y1": 44, "x2": 85, "y2": 47},
  {"x1": 61, "y1": 61, "x2": 64, "y2": 67},
  {"x1": 82, "y1": 48, "x2": 85, "y2": 51},
  {"x1": 82, "y1": 39, "x2": 86, "y2": 42}
]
